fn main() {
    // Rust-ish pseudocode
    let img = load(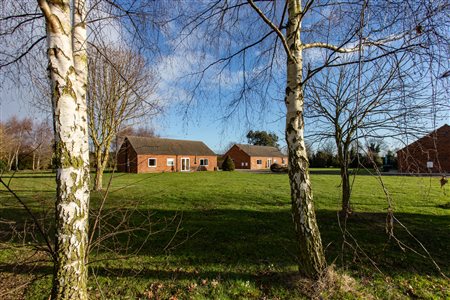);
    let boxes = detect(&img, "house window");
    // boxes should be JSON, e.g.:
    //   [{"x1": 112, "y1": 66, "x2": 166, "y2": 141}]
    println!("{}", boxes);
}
[
  {"x1": 167, "y1": 158, "x2": 174, "y2": 166},
  {"x1": 282, "y1": 158, "x2": 286, "y2": 164},
  {"x1": 274, "y1": 159, "x2": 277, "y2": 163},
  {"x1": 200, "y1": 158, "x2": 209, "y2": 166},
  {"x1": 148, "y1": 158, "x2": 157, "y2": 167},
  {"x1": 266, "y1": 159, "x2": 272, "y2": 168},
  {"x1": 245, "y1": 162, "x2": 248, "y2": 166},
  {"x1": 256, "y1": 159, "x2": 262, "y2": 165},
  {"x1": 241, "y1": 162, "x2": 245, "y2": 167}
]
